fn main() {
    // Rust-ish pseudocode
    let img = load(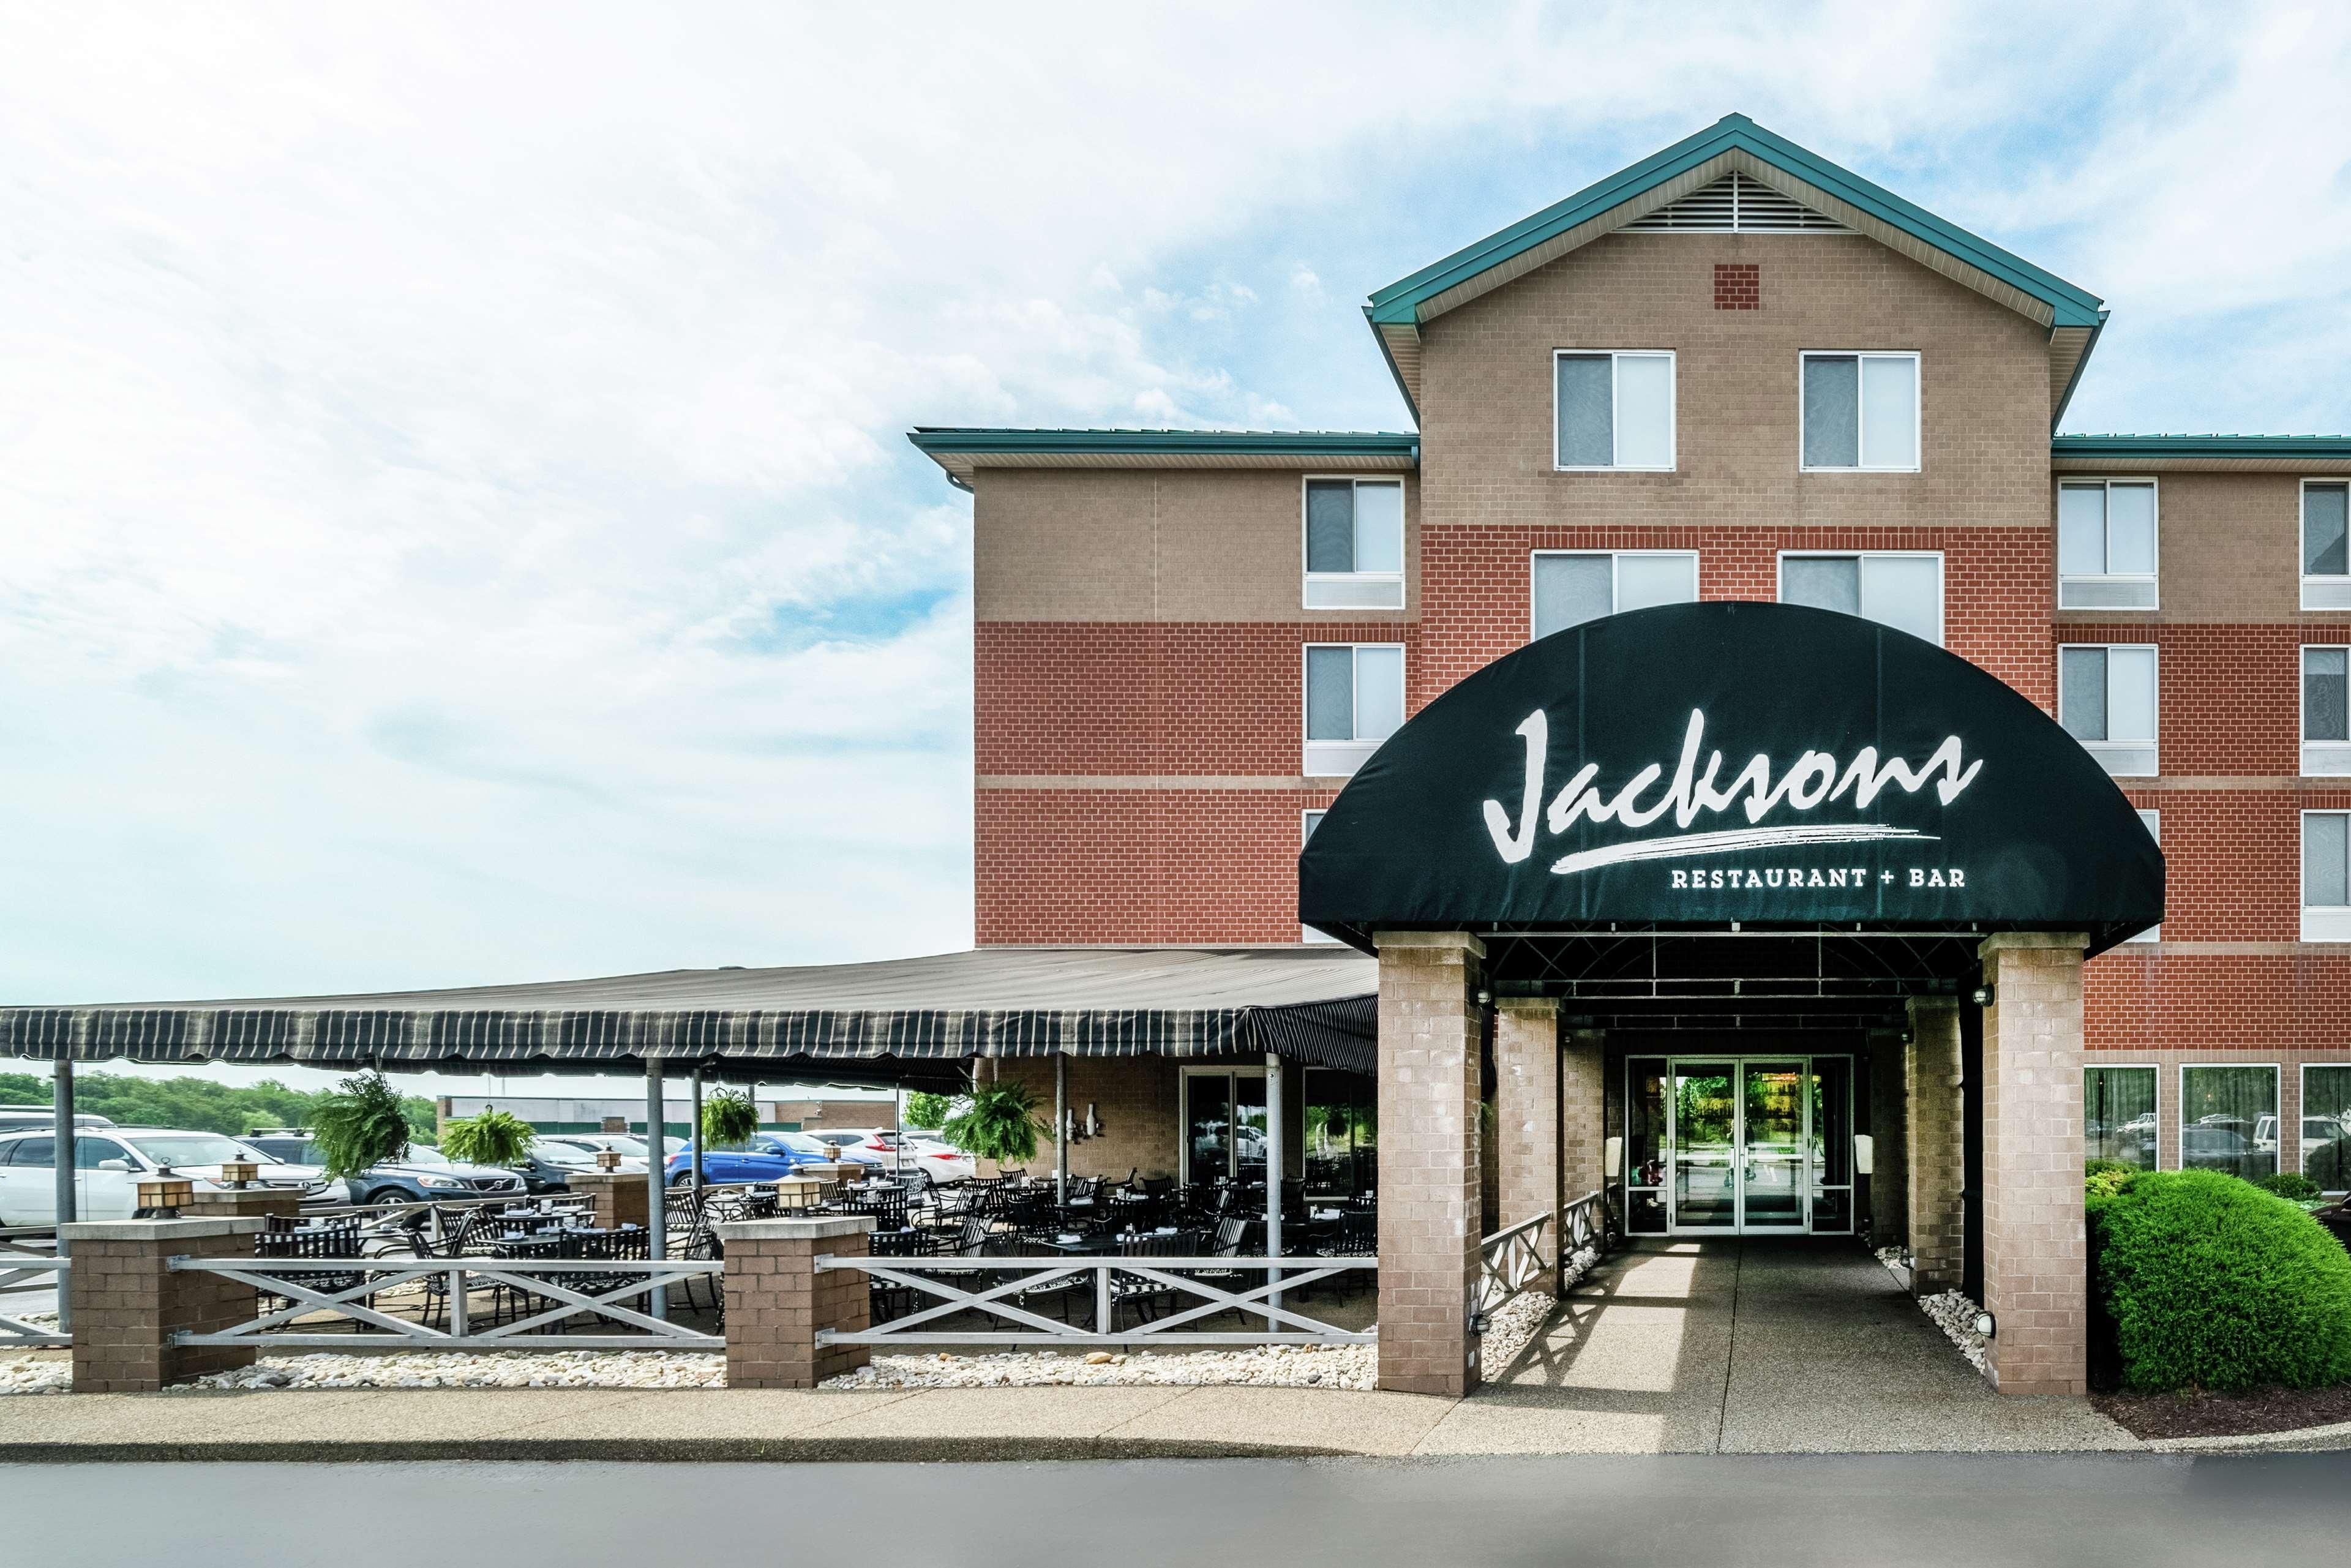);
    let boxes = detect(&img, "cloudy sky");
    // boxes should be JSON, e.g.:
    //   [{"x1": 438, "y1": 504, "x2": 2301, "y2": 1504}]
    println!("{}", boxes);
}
[{"x1": 4, "y1": 3, "x2": 2349, "y2": 1089}]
